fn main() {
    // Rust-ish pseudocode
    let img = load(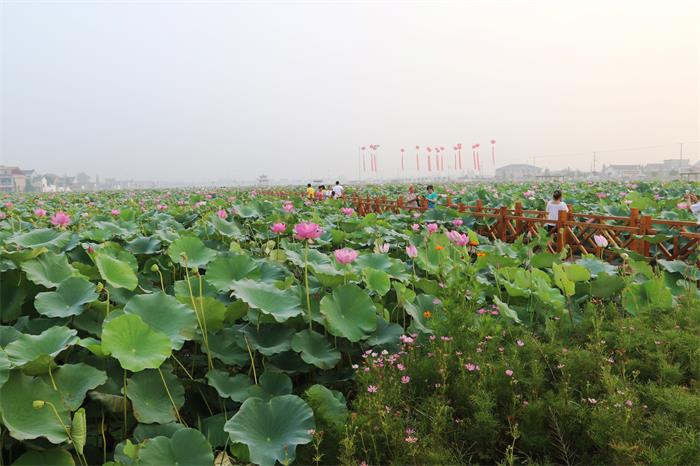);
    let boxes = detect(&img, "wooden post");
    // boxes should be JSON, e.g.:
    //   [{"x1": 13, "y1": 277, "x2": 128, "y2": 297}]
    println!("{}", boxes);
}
[
  {"x1": 640, "y1": 216, "x2": 652, "y2": 256},
  {"x1": 629, "y1": 208, "x2": 639, "y2": 252},
  {"x1": 557, "y1": 209, "x2": 568, "y2": 253},
  {"x1": 498, "y1": 206, "x2": 508, "y2": 241},
  {"x1": 397, "y1": 196, "x2": 404, "y2": 211},
  {"x1": 475, "y1": 199, "x2": 483, "y2": 213},
  {"x1": 458, "y1": 202, "x2": 466, "y2": 213},
  {"x1": 446, "y1": 195, "x2": 452, "y2": 208},
  {"x1": 514, "y1": 201, "x2": 523, "y2": 235},
  {"x1": 420, "y1": 197, "x2": 428, "y2": 211}
]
